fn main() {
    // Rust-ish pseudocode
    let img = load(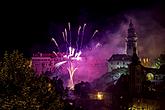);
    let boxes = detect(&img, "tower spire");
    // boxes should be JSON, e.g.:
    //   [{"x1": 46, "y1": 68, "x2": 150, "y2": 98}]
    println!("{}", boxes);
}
[
  {"x1": 126, "y1": 19, "x2": 138, "y2": 56},
  {"x1": 129, "y1": 19, "x2": 134, "y2": 28}
]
